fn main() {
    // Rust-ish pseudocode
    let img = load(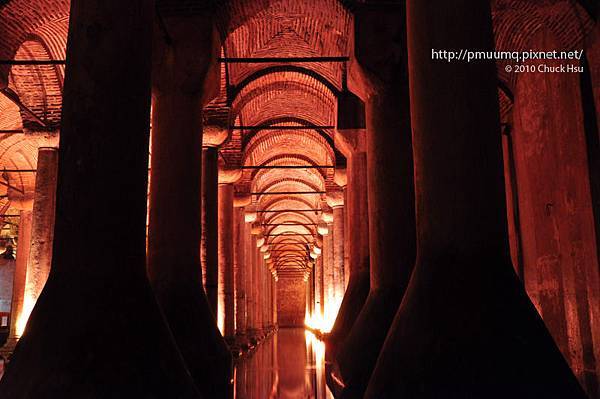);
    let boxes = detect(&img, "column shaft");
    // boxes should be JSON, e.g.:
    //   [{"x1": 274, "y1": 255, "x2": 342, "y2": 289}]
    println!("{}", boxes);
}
[
  {"x1": 329, "y1": 145, "x2": 369, "y2": 344},
  {"x1": 23, "y1": 147, "x2": 58, "y2": 329},
  {"x1": 147, "y1": 16, "x2": 231, "y2": 398},
  {"x1": 332, "y1": 206, "x2": 345, "y2": 304},
  {"x1": 247, "y1": 234, "x2": 256, "y2": 334},
  {"x1": 7, "y1": 210, "x2": 31, "y2": 341},
  {"x1": 218, "y1": 184, "x2": 235, "y2": 339},
  {"x1": 202, "y1": 146, "x2": 219, "y2": 315},
  {"x1": 234, "y1": 207, "x2": 247, "y2": 337},
  {"x1": 336, "y1": 7, "x2": 417, "y2": 395}
]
